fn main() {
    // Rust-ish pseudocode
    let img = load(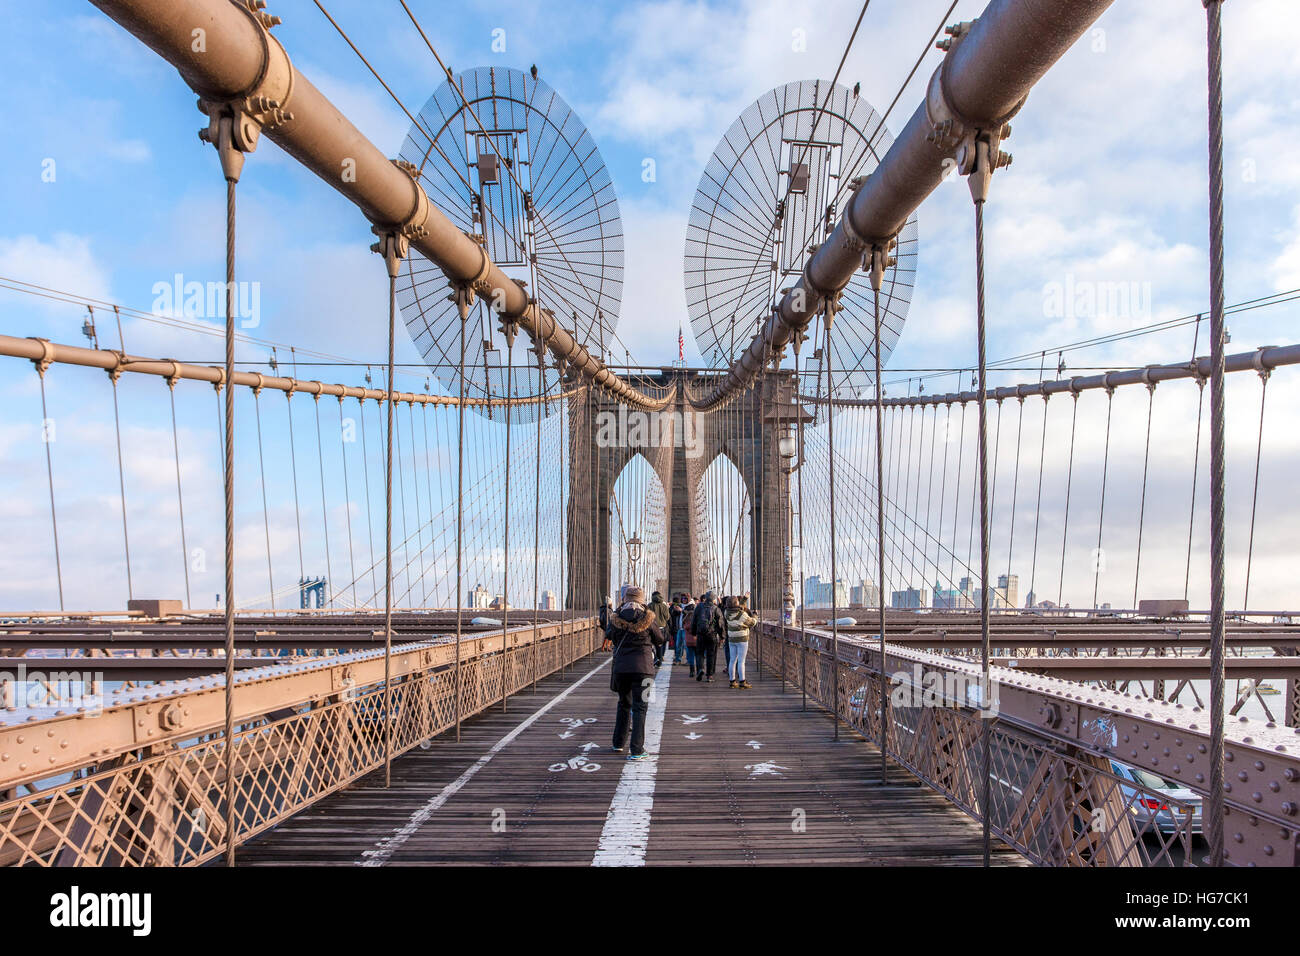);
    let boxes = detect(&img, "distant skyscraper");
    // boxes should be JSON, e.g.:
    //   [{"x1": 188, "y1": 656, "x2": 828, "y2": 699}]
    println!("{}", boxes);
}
[
  {"x1": 468, "y1": 583, "x2": 490, "y2": 609},
  {"x1": 932, "y1": 580, "x2": 972, "y2": 609},
  {"x1": 803, "y1": 575, "x2": 848, "y2": 609},
  {"x1": 542, "y1": 590, "x2": 557, "y2": 610},
  {"x1": 891, "y1": 587, "x2": 927, "y2": 610},
  {"x1": 850, "y1": 580, "x2": 880, "y2": 607},
  {"x1": 998, "y1": 574, "x2": 1018, "y2": 610}
]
